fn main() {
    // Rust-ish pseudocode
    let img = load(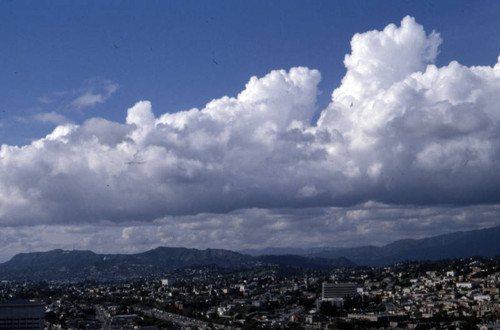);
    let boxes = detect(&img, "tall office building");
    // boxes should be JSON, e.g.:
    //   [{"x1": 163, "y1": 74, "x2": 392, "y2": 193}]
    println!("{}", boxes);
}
[
  {"x1": 0, "y1": 300, "x2": 45, "y2": 330},
  {"x1": 321, "y1": 282, "x2": 357, "y2": 306}
]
